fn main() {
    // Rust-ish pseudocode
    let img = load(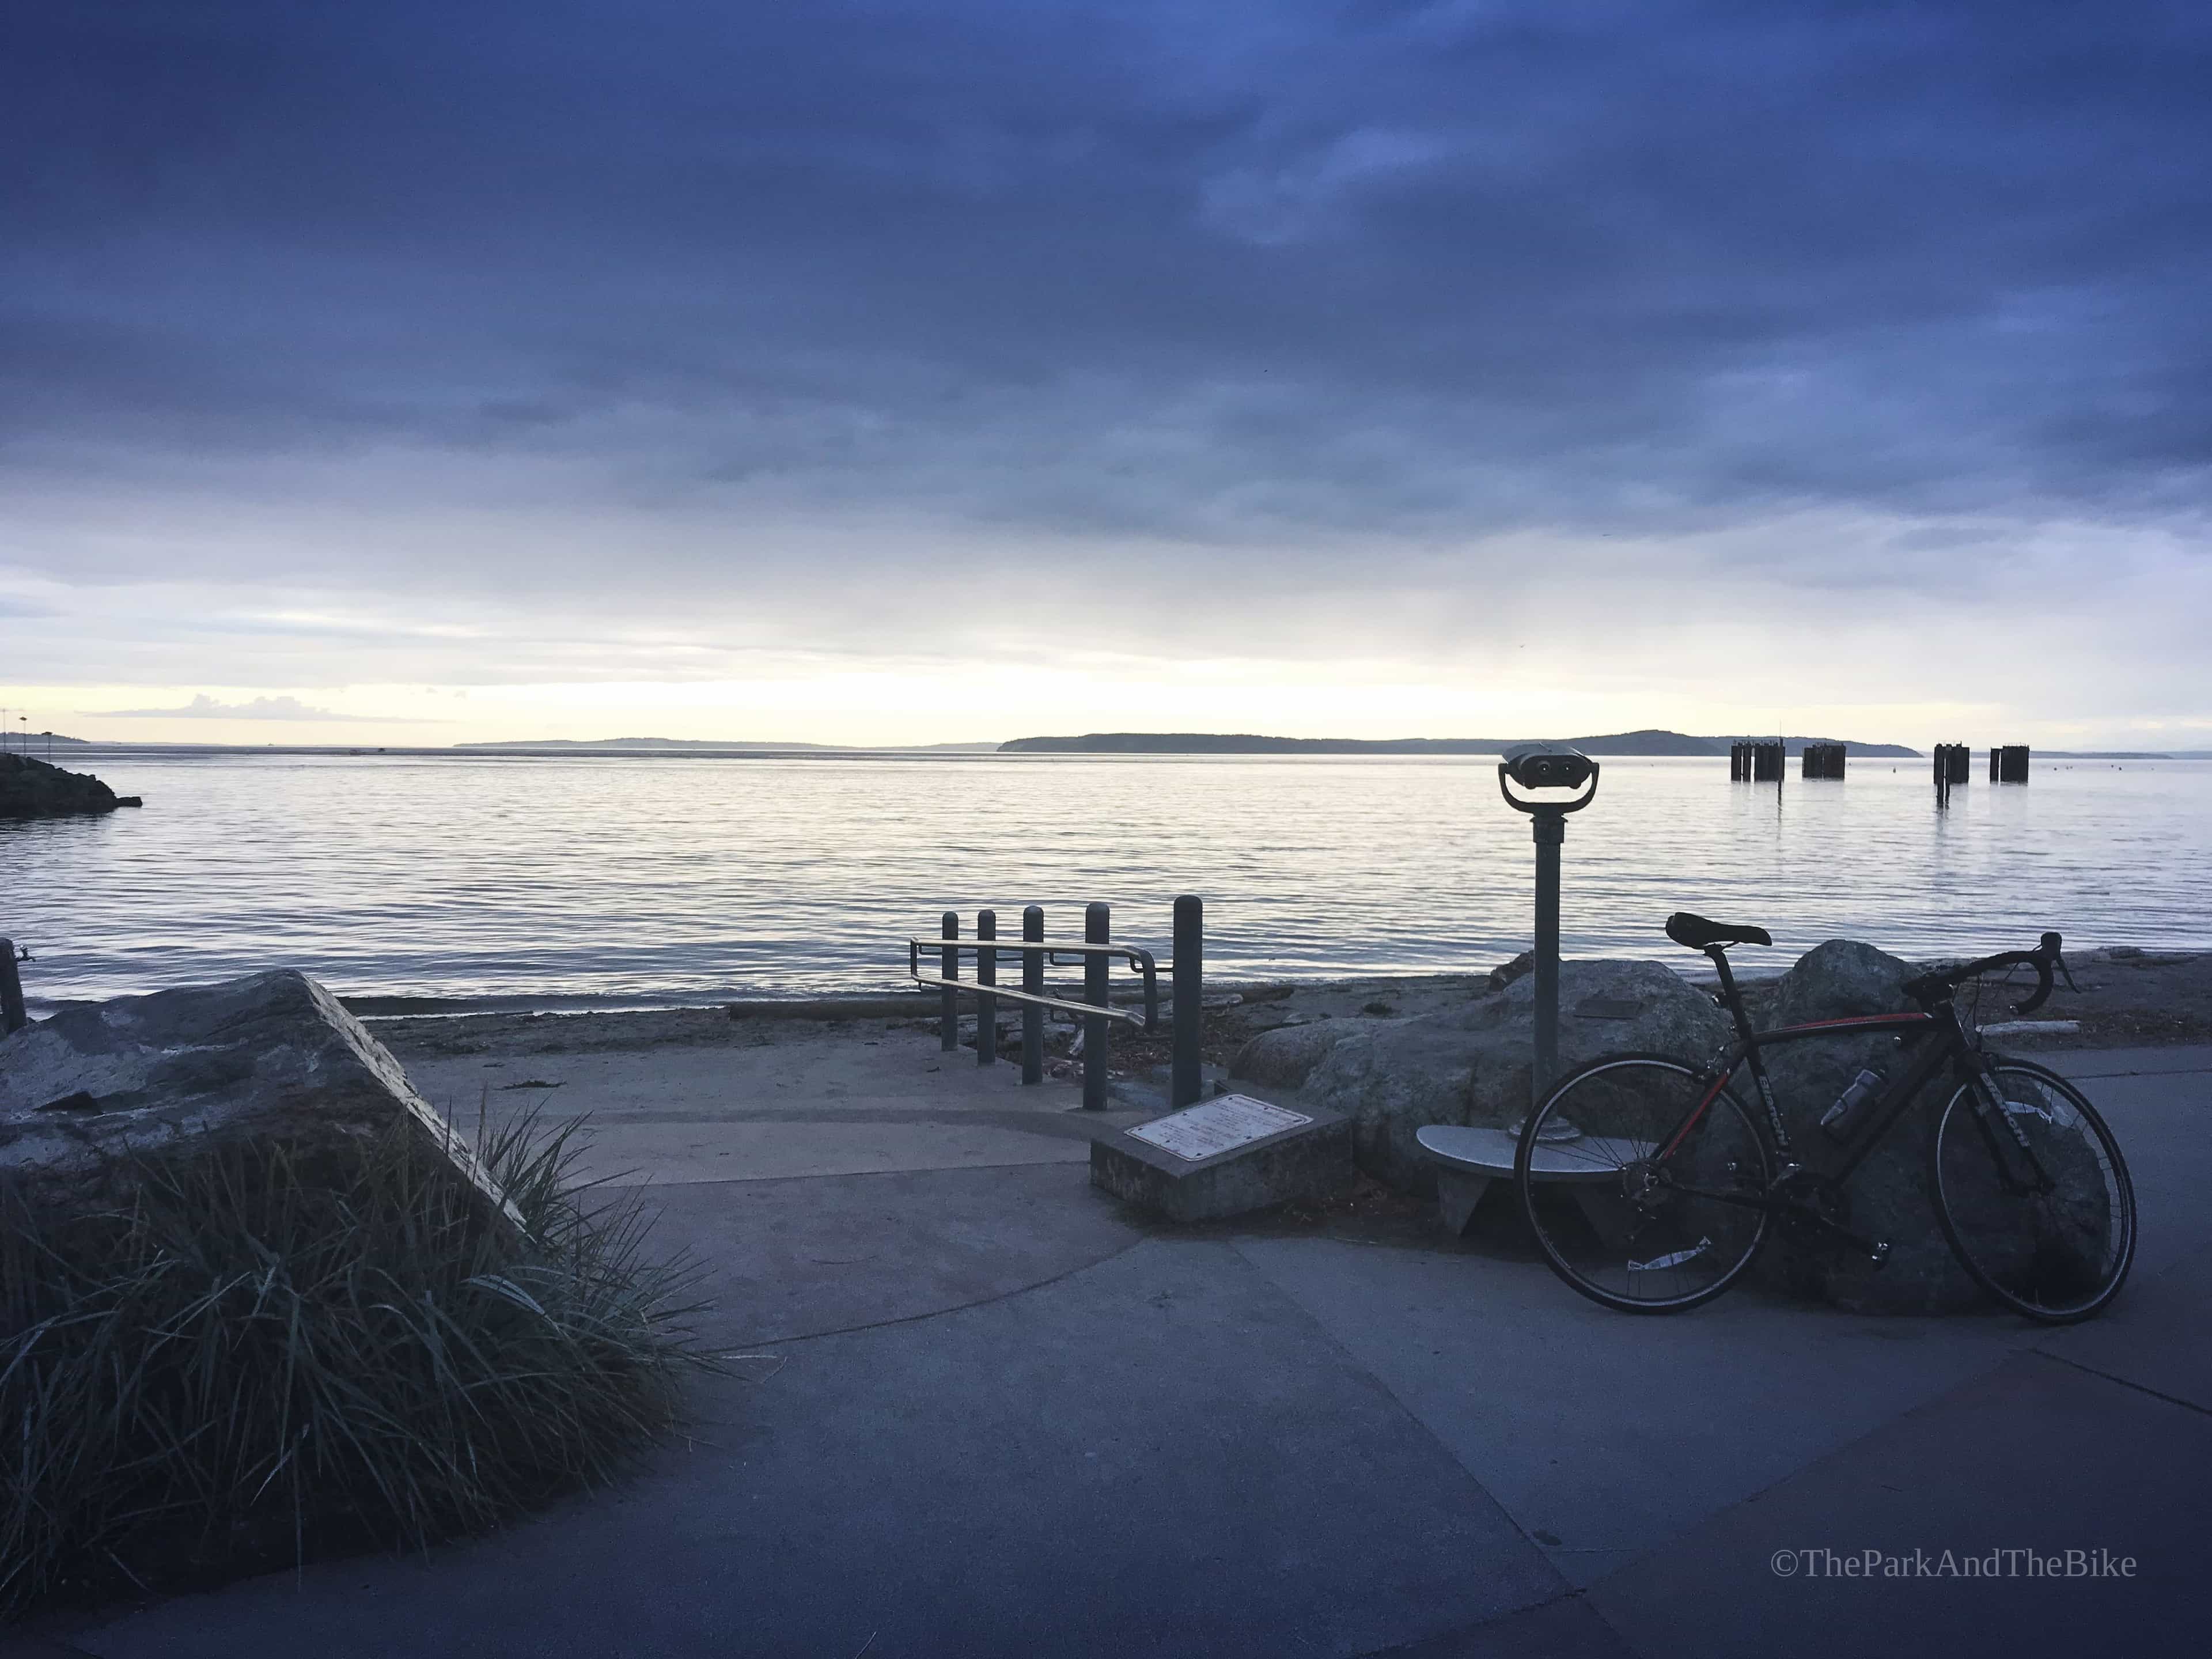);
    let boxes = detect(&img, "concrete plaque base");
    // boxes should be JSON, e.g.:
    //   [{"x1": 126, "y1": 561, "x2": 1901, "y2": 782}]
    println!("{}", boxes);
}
[{"x1": 1091, "y1": 1094, "x2": 1352, "y2": 1222}]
